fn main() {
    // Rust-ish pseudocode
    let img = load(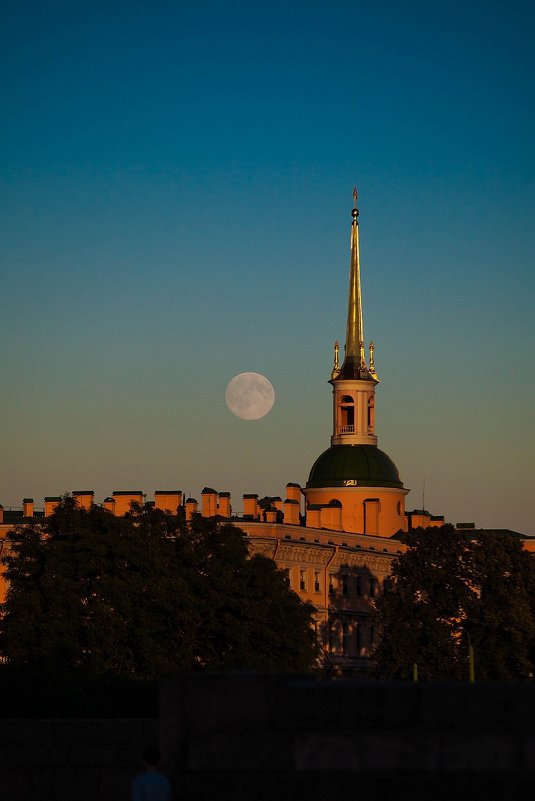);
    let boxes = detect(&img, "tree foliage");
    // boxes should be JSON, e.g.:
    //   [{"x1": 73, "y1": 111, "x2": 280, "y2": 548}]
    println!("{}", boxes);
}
[
  {"x1": 0, "y1": 497, "x2": 318, "y2": 680},
  {"x1": 374, "y1": 525, "x2": 535, "y2": 681}
]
